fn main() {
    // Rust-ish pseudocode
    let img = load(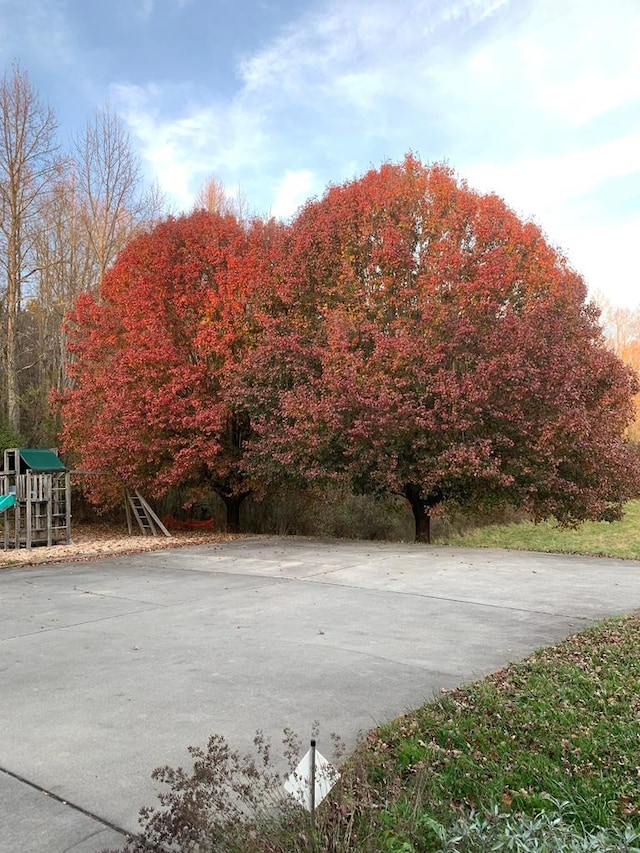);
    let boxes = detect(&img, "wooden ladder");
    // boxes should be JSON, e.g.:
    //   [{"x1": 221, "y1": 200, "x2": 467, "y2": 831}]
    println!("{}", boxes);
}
[{"x1": 125, "y1": 490, "x2": 171, "y2": 538}]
